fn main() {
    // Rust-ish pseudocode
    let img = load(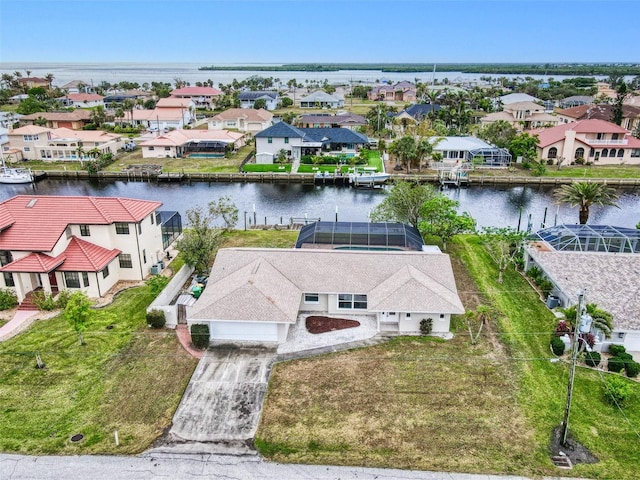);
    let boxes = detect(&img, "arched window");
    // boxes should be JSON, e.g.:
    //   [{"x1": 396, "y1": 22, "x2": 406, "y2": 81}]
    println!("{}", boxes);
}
[
  {"x1": 617, "y1": 149, "x2": 624, "y2": 157},
  {"x1": 575, "y1": 148, "x2": 585, "y2": 159},
  {"x1": 548, "y1": 147, "x2": 557, "y2": 159},
  {"x1": 602, "y1": 148, "x2": 608, "y2": 157},
  {"x1": 609, "y1": 149, "x2": 617, "y2": 157}
]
